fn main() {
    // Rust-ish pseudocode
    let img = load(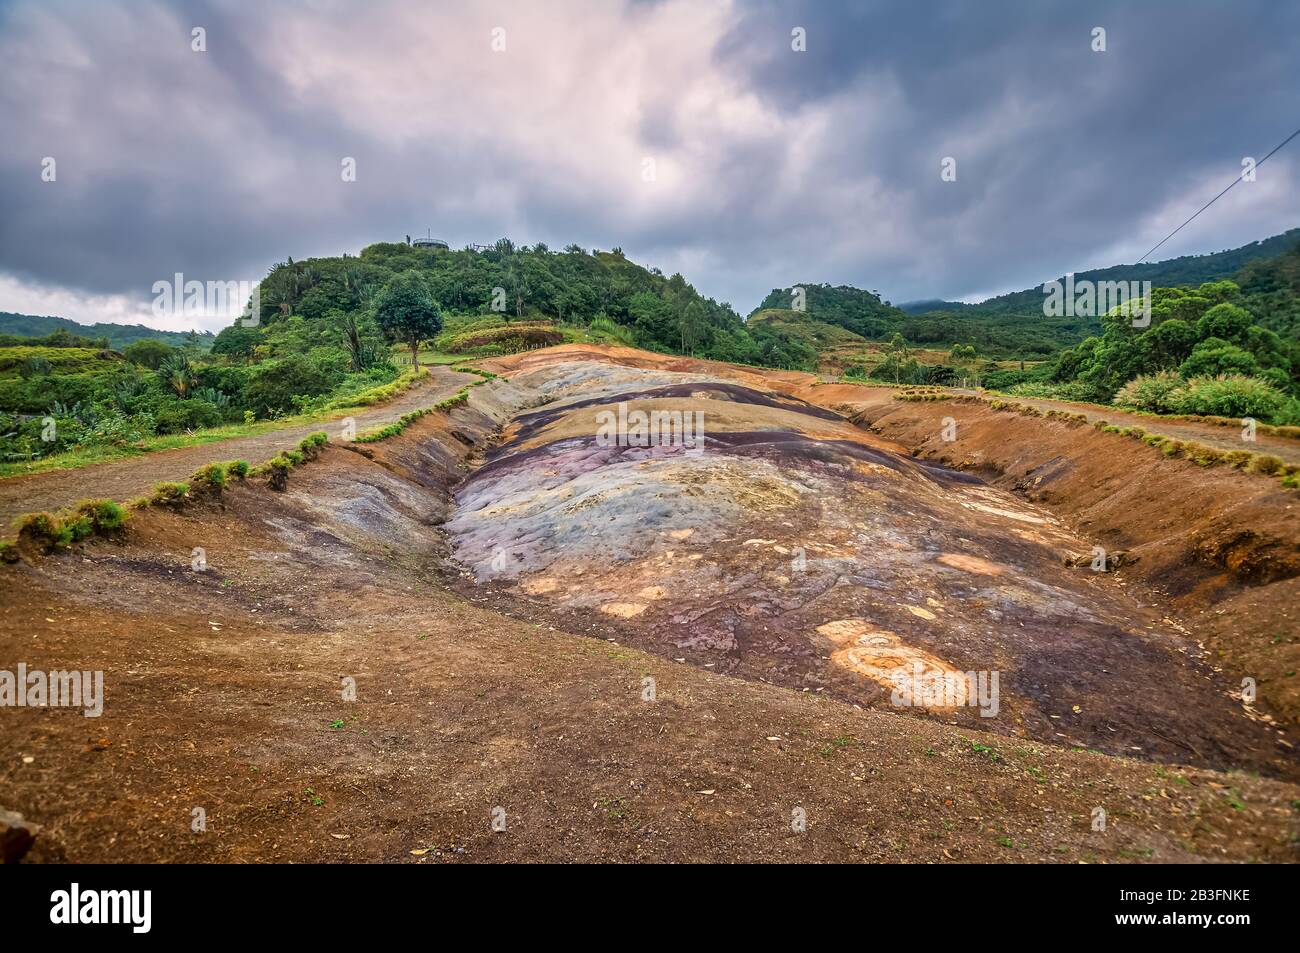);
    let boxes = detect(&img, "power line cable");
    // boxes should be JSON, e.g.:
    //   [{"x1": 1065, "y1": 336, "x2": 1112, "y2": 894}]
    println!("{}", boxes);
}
[{"x1": 1137, "y1": 124, "x2": 1300, "y2": 263}]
